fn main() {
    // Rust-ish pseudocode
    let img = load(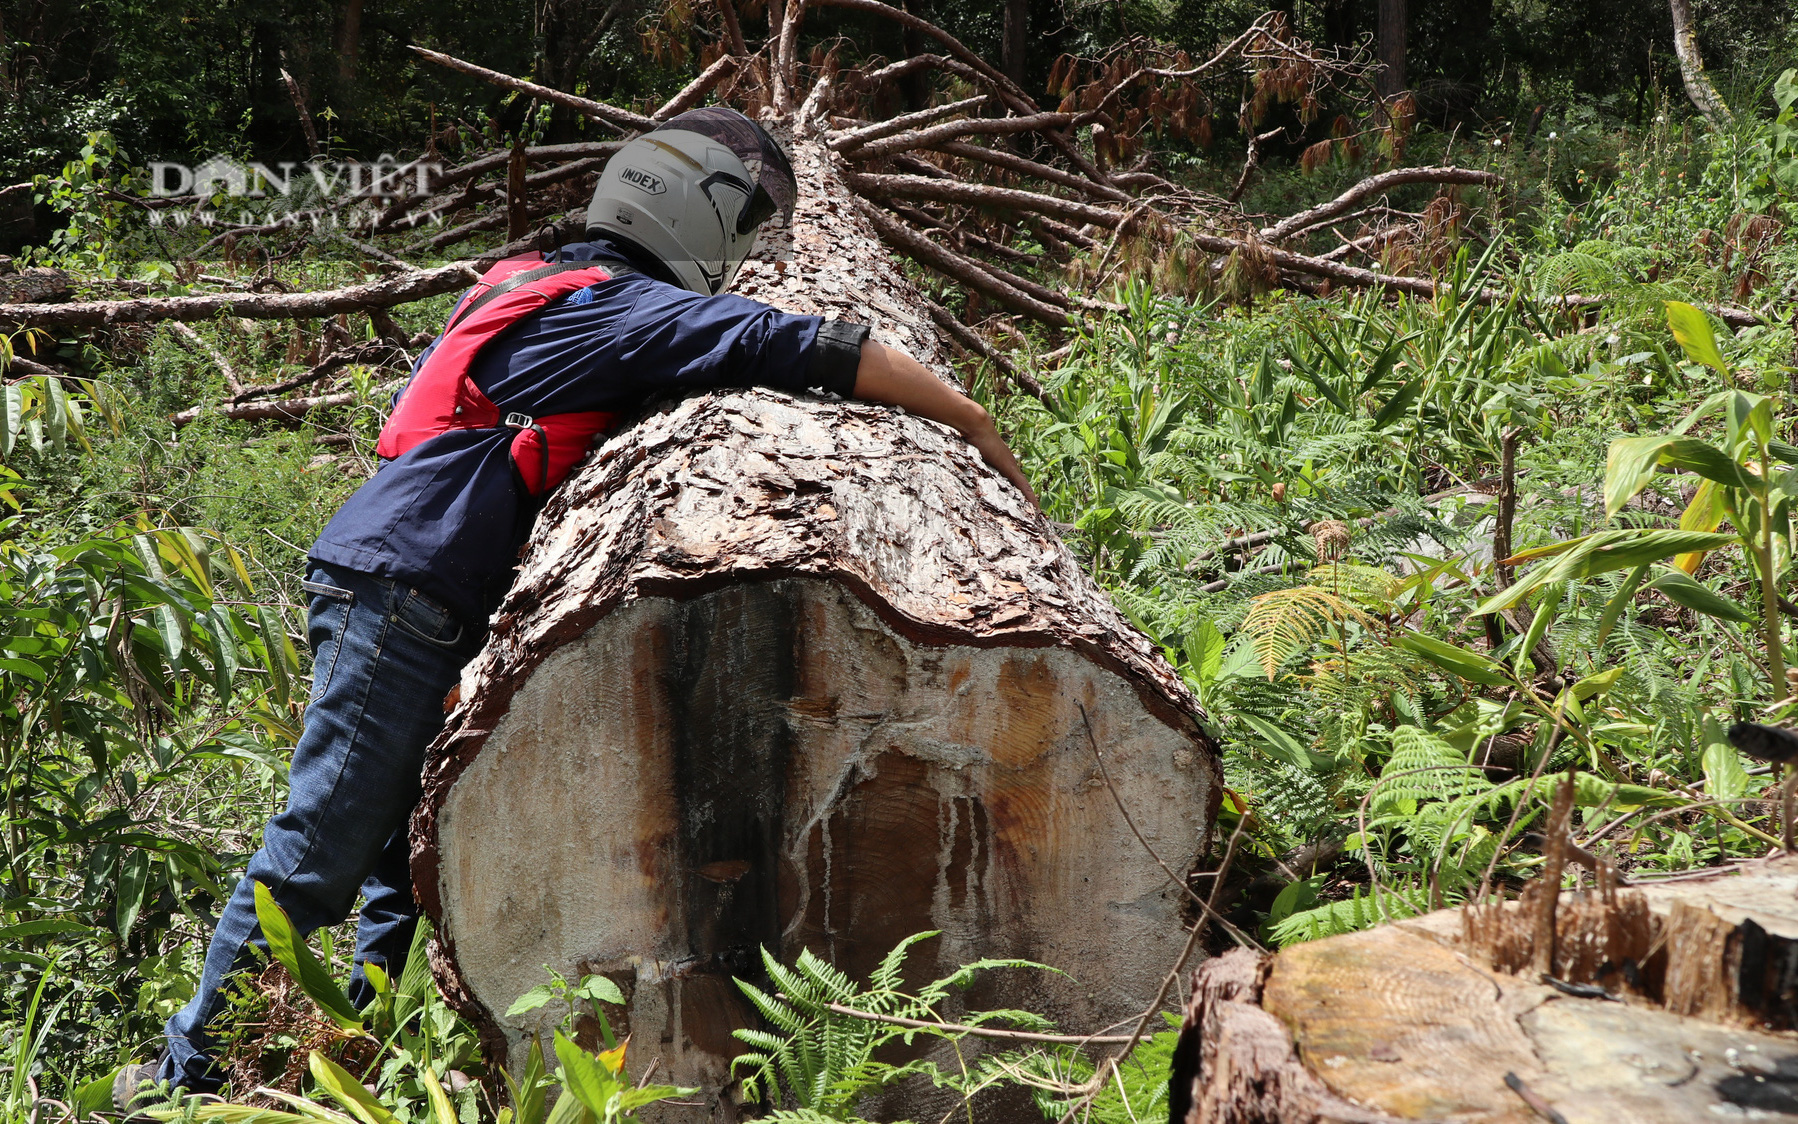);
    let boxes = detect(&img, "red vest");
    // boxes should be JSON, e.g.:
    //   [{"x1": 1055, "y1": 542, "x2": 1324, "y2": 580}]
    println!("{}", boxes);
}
[{"x1": 376, "y1": 255, "x2": 621, "y2": 497}]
